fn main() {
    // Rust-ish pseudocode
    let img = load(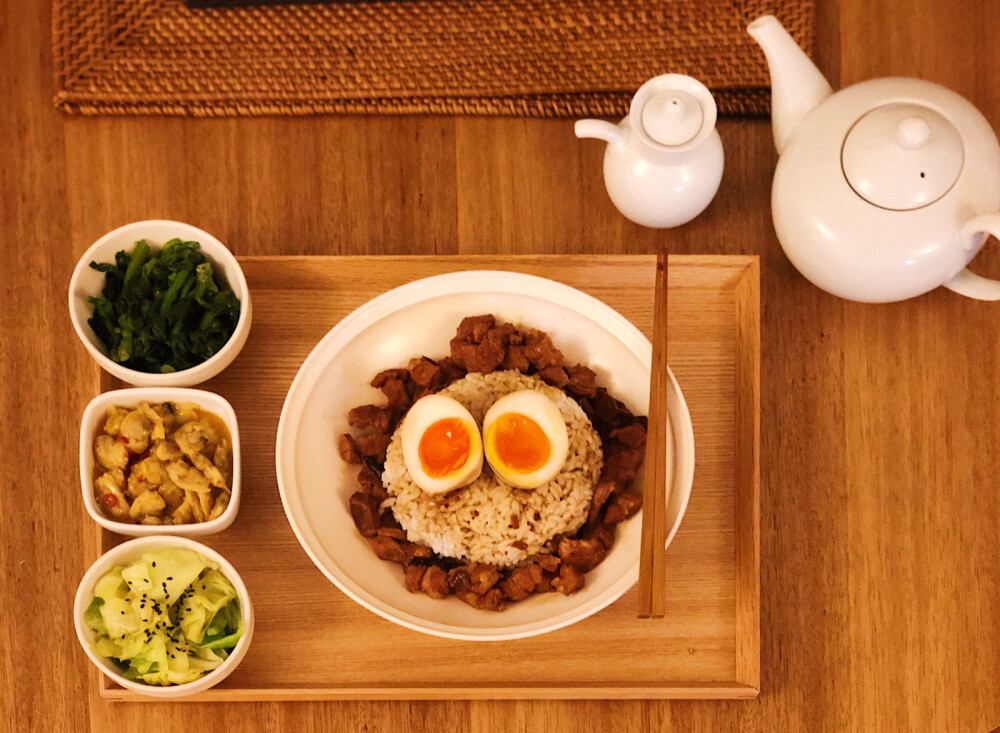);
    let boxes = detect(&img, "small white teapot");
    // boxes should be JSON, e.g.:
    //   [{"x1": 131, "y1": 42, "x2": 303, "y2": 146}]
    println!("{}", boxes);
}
[
  {"x1": 750, "y1": 15, "x2": 1000, "y2": 302},
  {"x1": 575, "y1": 74, "x2": 724, "y2": 228}
]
